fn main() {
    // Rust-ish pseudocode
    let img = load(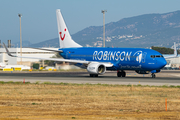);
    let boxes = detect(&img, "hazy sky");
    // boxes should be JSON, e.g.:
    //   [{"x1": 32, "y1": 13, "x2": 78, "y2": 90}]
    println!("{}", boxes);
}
[{"x1": 0, "y1": 0, "x2": 180, "y2": 44}]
